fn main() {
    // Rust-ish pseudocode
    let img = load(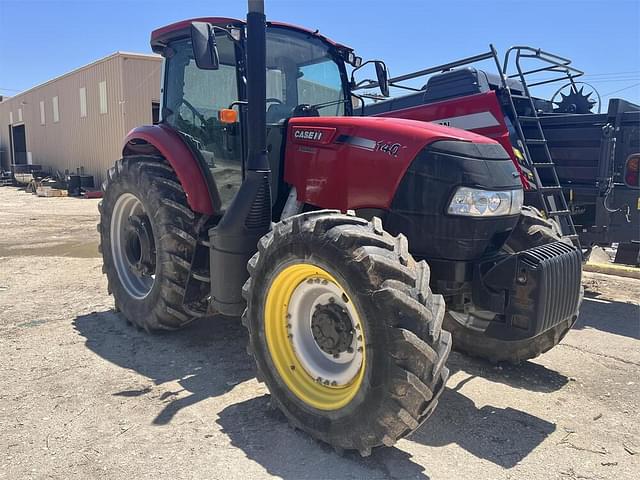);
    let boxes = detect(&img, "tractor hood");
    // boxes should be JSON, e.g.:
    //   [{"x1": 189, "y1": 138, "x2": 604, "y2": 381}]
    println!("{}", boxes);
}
[{"x1": 284, "y1": 115, "x2": 506, "y2": 212}]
